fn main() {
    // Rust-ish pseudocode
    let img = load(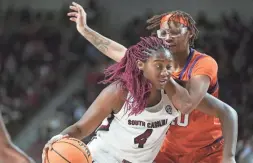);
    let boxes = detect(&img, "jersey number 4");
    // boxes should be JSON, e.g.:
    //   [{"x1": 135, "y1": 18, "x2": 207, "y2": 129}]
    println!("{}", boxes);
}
[{"x1": 134, "y1": 129, "x2": 153, "y2": 148}]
